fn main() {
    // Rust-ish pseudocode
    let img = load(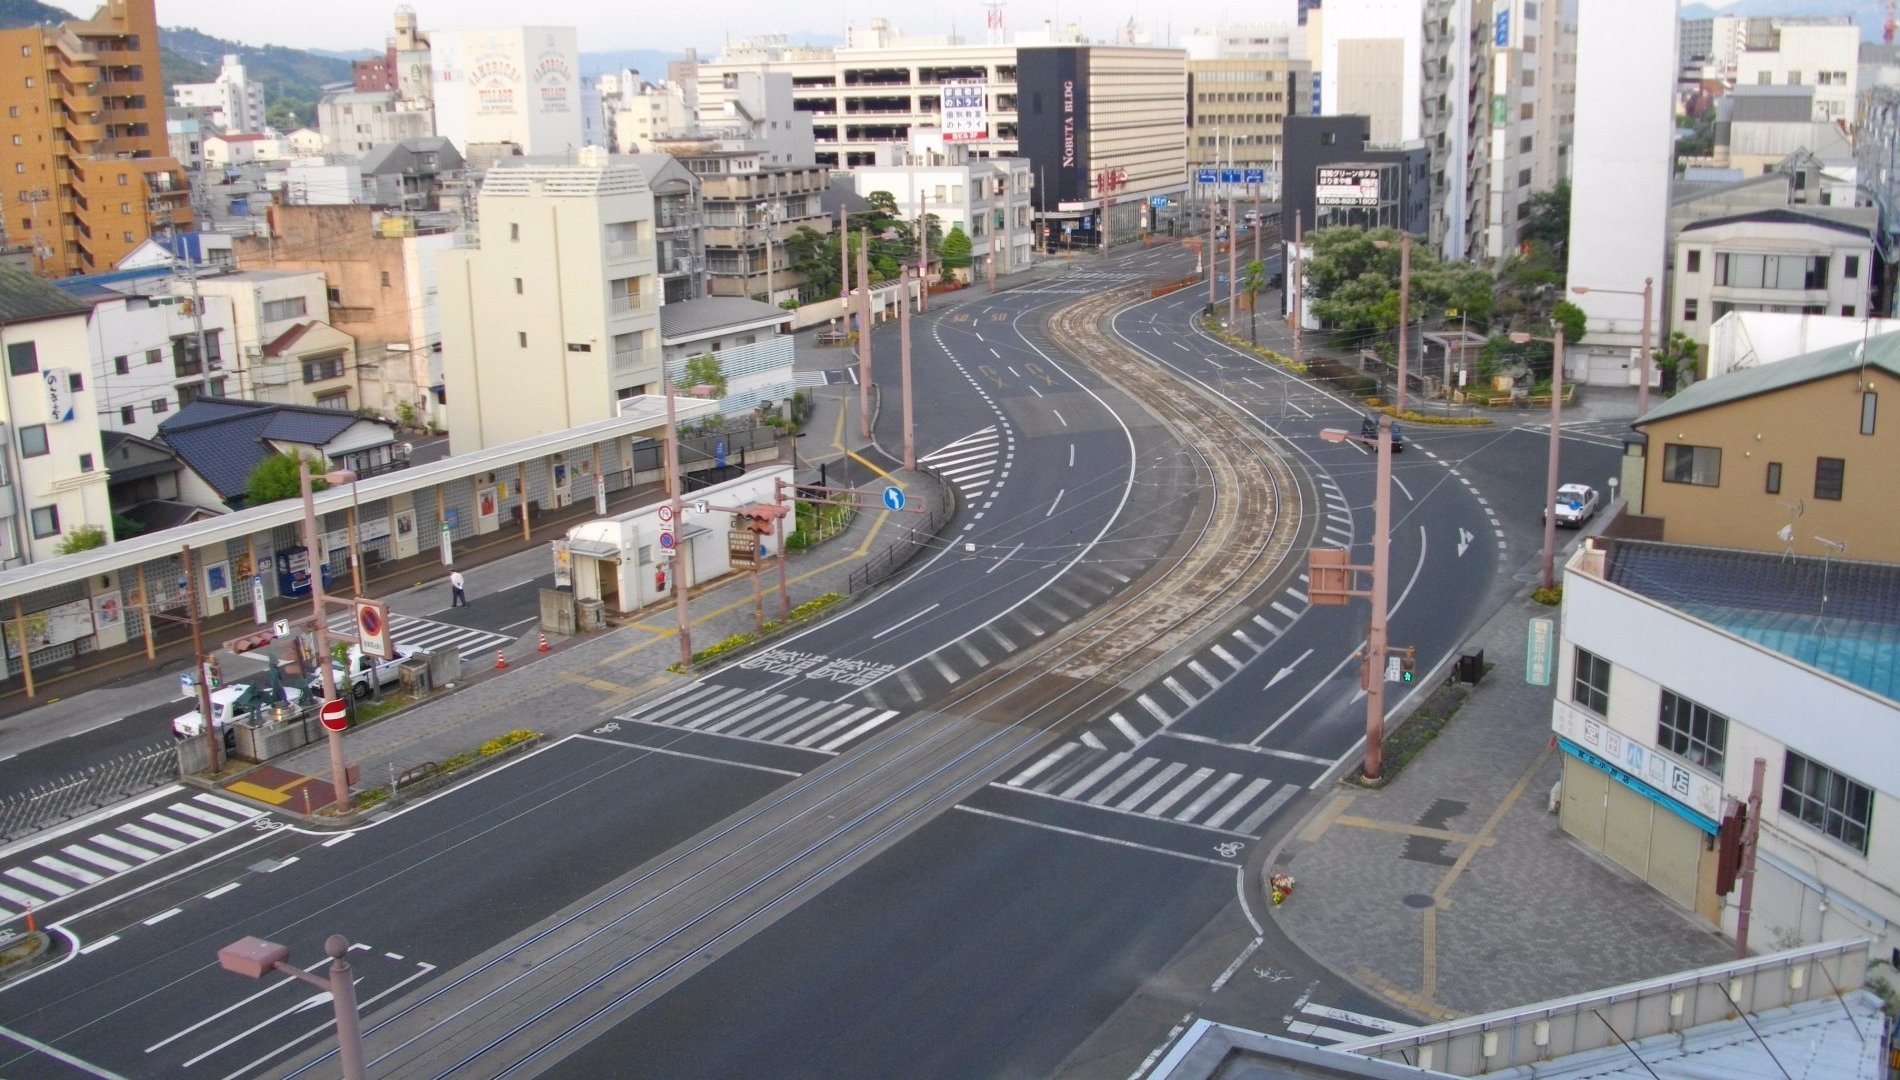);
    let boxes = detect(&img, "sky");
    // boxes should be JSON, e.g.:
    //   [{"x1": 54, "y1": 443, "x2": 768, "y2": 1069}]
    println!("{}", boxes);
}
[{"x1": 43, "y1": 0, "x2": 1290, "y2": 55}]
